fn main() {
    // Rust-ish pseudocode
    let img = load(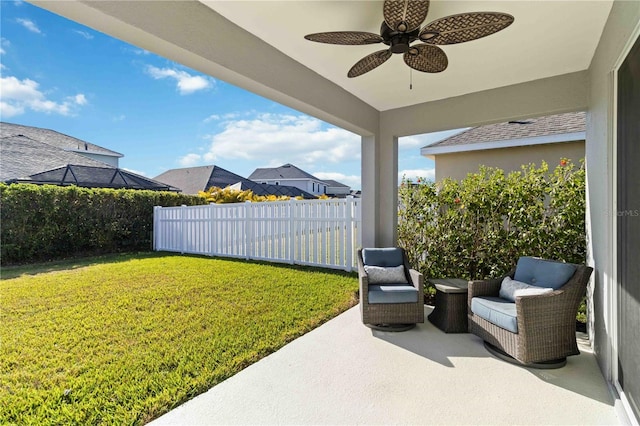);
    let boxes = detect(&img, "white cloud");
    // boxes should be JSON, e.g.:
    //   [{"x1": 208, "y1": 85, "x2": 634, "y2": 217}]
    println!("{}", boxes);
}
[
  {"x1": 72, "y1": 94, "x2": 87, "y2": 105},
  {"x1": 112, "y1": 114, "x2": 126, "y2": 122},
  {"x1": 0, "y1": 38, "x2": 9, "y2": 55},
  {"x1": 0, "y1": 75, "x2": 87, "y2": 117},
  {"x1": 313, "y1": 171, "x2": 360, "y2": 190},
  {"x1": 146, "y1": 65, "x2": 213, "y2": 94},
  {"x1": 130, "y1": 48, "x2": 150, "y2": 55},
  {"x1": 201, "y1": 113, "x2": 360, "y2": 167},
  {"x1": 204, "y1": 112, "x2": 240, "y2": 123},
  {"x1": 398, "y1": 168, "x2": 435, "y2": 184},
  {"x1": 73, "y1": 30, "x2": 93, "y2": 40},
  {"x1": 399, "y1": 128, "x2": 470, "y2": 150},
  {"x1": 0, "y1": 101, "x2": 24, "y2": 117},
  {"x1": 17, "y1": 18, "x2": 42, "y2": 34},
  {"x1": 123, "y1": 168, "x2": 147, "y2": 177},
  {"x1": 178, "y1": 153, "x2": 203, "y2": 167}
]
